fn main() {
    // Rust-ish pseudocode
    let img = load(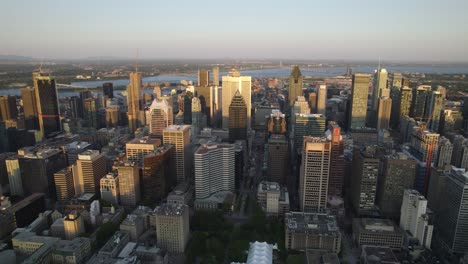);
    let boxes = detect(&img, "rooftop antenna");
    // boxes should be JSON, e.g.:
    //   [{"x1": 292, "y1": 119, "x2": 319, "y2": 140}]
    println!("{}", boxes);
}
[
  {"x1": 135, "y1": 48, "x2": 139, "y2": 73},
  {"x1": 378, "y1": 57, "x2": 381, "y2": 71}
]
